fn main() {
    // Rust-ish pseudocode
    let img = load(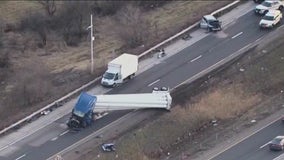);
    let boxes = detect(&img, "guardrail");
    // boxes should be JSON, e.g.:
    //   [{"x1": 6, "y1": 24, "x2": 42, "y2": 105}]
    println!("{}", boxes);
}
[{"x1": 0, "y1": 0, "x2": 241, "y2": 136}]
